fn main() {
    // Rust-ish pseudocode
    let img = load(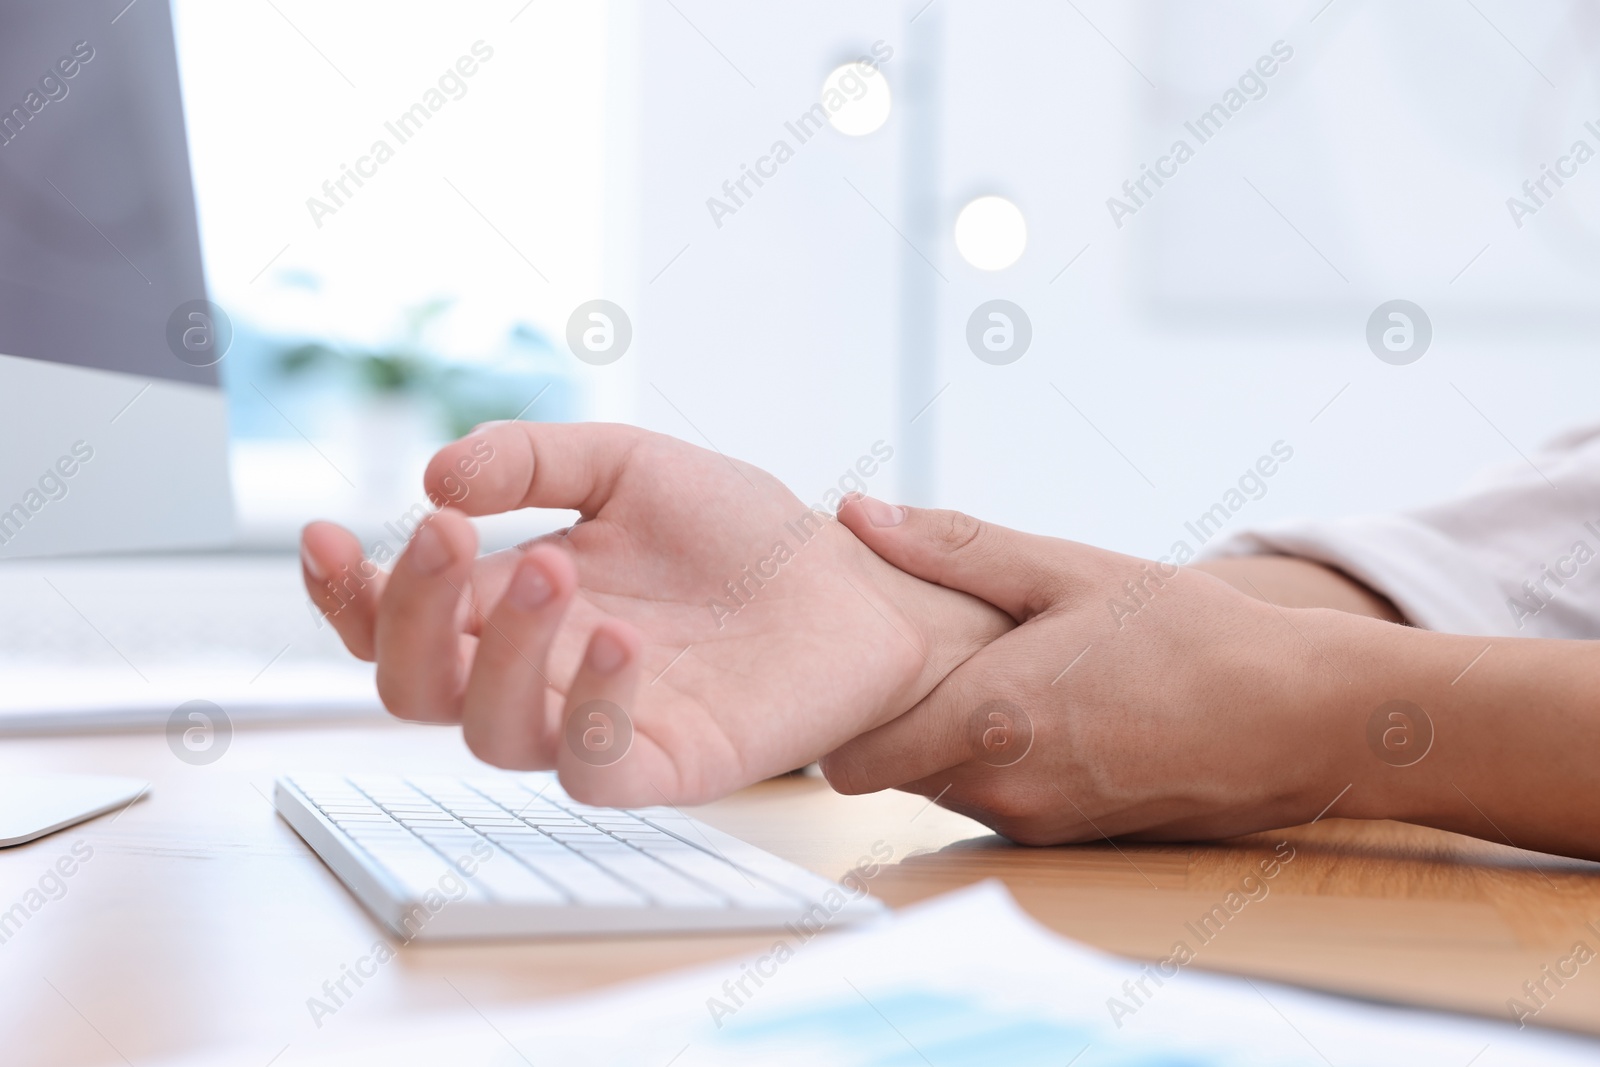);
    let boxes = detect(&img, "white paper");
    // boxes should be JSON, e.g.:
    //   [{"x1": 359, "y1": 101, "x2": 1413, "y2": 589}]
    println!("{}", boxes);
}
[{"x1": 157, "y1": 880, "x2": 1599, "y2": 1066}]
